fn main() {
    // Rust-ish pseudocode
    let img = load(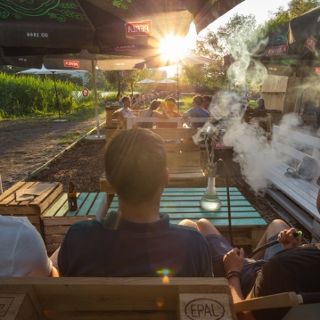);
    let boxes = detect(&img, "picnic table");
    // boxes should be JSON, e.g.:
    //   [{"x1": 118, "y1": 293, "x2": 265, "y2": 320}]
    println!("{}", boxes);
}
[{"x1": 41, "y1": 187, "x2": 266, "y2": 253}]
